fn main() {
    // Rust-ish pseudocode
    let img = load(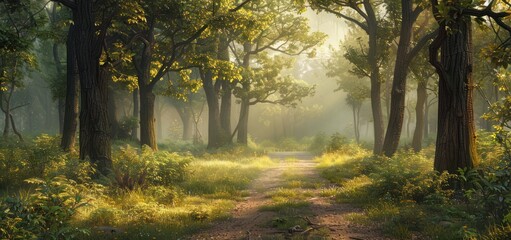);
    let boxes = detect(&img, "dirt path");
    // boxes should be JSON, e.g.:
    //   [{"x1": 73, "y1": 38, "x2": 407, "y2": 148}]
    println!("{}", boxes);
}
[{"x1": 191, "y1": 152, "x2": 388, "y2": 240}]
